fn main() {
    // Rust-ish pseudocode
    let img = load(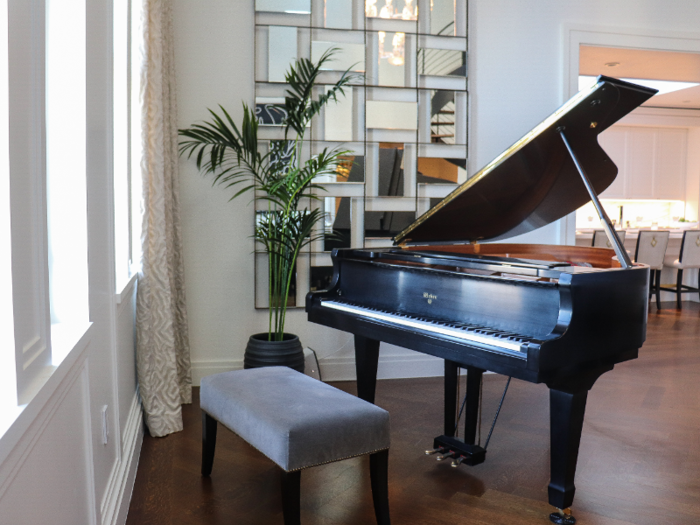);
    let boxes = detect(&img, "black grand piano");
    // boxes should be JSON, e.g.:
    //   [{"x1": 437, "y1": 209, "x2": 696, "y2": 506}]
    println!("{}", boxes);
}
[{"x1": 306, "y1": 77, "x2": 657, "y2": 524}]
